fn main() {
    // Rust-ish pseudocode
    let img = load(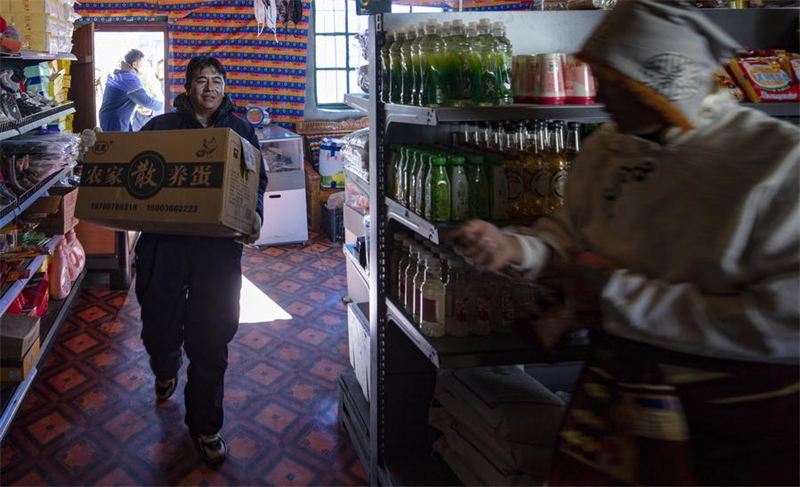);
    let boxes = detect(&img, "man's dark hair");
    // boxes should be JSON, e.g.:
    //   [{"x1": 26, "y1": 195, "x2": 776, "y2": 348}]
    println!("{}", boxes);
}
[
  {"x1": 185, "y1": 56, "x2": 227, "y2": 88},
  {"x1": 124, "y1": 49, "x2": 145, "y2": 66}
]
